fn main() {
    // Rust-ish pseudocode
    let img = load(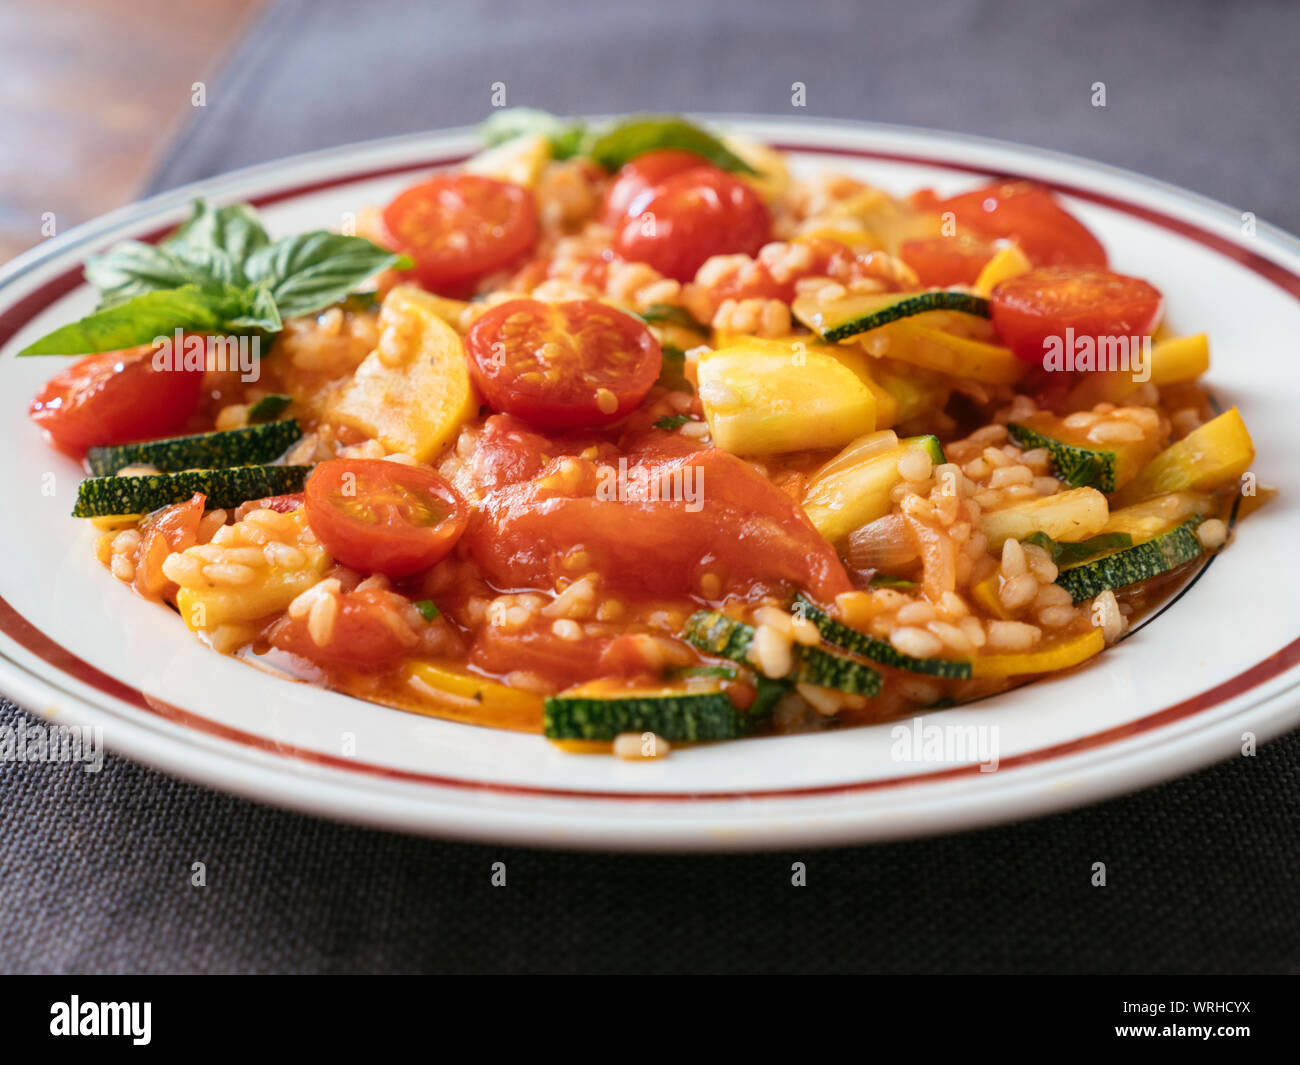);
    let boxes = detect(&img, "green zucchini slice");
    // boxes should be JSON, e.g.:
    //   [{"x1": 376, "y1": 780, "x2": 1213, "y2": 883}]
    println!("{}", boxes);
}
[
  {"x1": 791, "y1": 594, "x2": 973, "y2": 680},
  {"x1": 544, "y1": 683, "x2": 758, "y2": 742},
  {"x1": 1054, "y1": 498, "x2": 1208, "y2": 602},
  {"x1": 1007, "y1": 415, "x2": 1157, "y2": 494},
  {"x1": 682, "y1": 610, "x2": 882, "y2": 695},
  {"x1": 86, "y1": 420, "x2": 302, "y2": 477},
  {"x1": 793, "y1": 290, "x2": 991, "y2": 343},
  {"x1": 73, "y1": 464, "x2": 311, "y2": 518}
]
